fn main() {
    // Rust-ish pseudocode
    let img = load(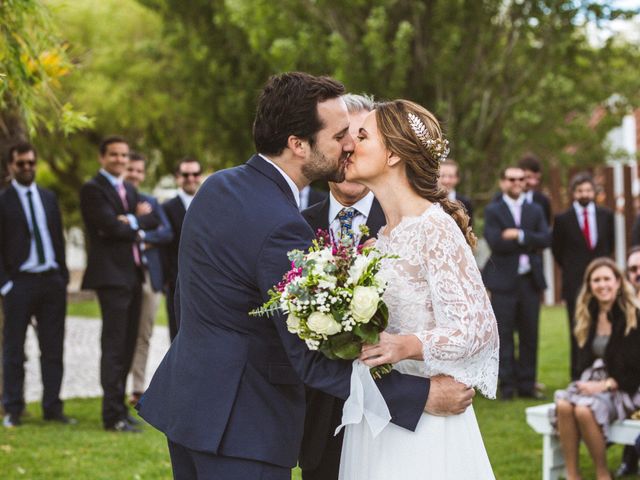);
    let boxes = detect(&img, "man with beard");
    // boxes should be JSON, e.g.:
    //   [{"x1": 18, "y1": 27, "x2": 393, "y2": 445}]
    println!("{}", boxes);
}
[
  {"x1": 138, "y1": 72, "x2": 473, "y2": 479},
  {"x1": 299, "y1": 93, "x2": 385, "y2": 480},
  {"x1": 552, "y1": 172, "x2": 614, "y2": 380},
  {"x1": 0, "y1": 142, "x2": 71, "y2": 427}
]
